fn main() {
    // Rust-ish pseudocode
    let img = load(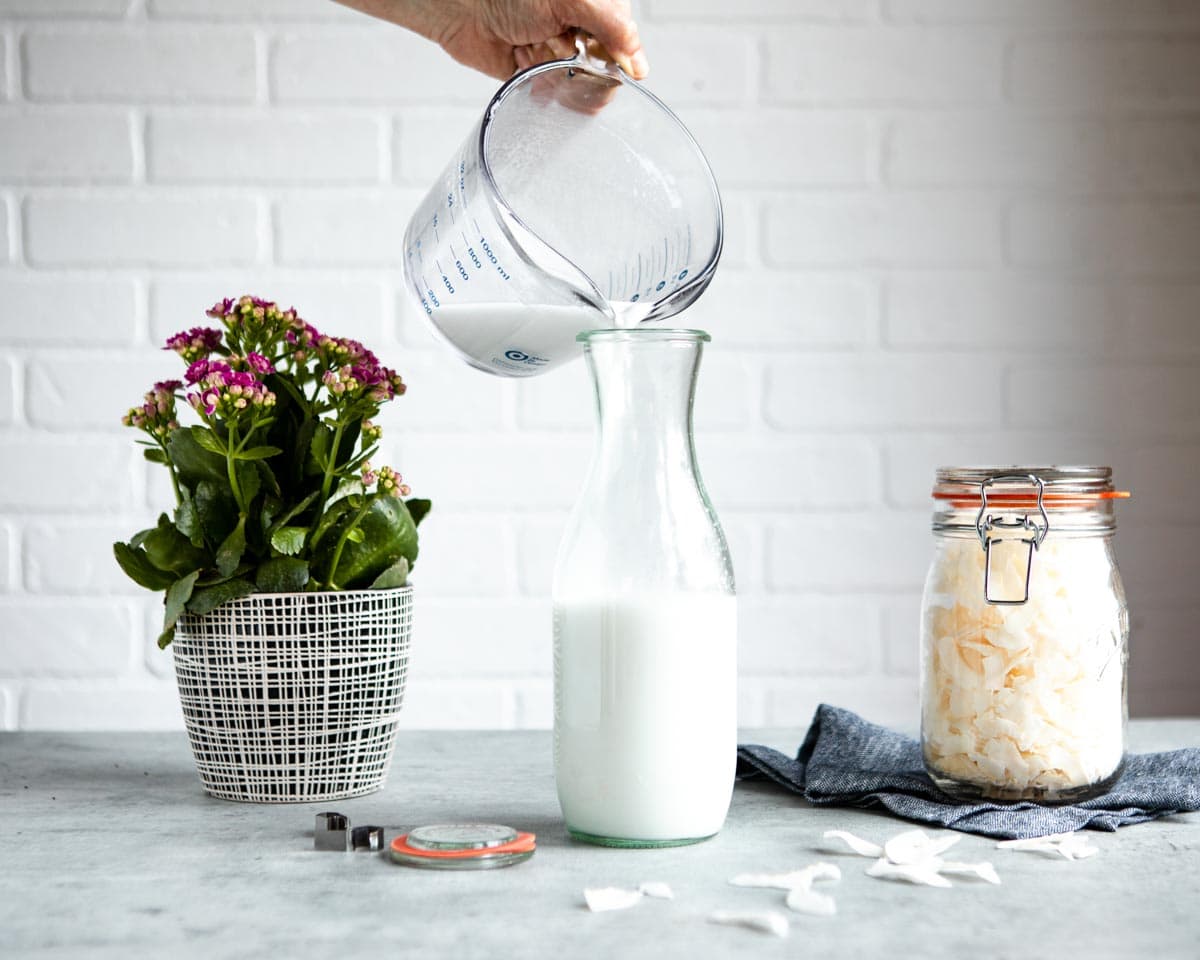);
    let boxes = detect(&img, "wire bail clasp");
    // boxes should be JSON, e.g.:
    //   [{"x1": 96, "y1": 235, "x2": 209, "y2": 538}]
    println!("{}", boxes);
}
[{"x1": 975, "y1": 474, "x2": 1050, "y2": 605}]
